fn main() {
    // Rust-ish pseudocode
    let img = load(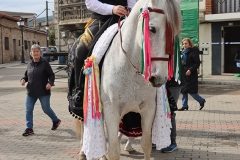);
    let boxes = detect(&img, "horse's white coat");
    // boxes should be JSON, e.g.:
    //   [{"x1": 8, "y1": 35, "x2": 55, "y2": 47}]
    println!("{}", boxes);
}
[
  {"x1": 100, "y1": 0, "x2": 182, "y2": 159},
  {"x1": 76, "y1": 0, "x2": 182, "y2": 160}
]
